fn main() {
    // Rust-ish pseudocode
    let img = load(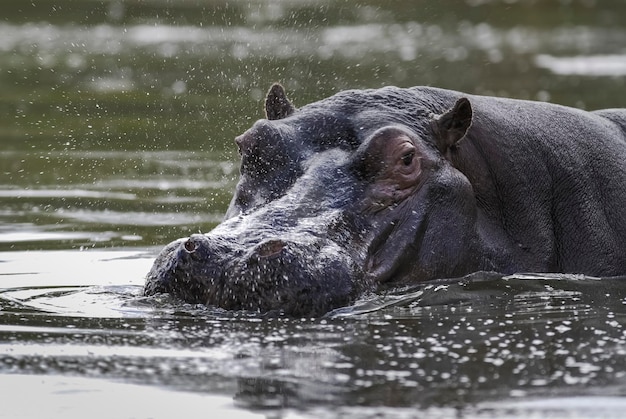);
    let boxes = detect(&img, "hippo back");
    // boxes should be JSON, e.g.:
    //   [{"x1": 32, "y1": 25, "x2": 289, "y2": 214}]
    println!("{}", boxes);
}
[{"x1": 441, "y1": 90, "x2": 626, "y2": 275}]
